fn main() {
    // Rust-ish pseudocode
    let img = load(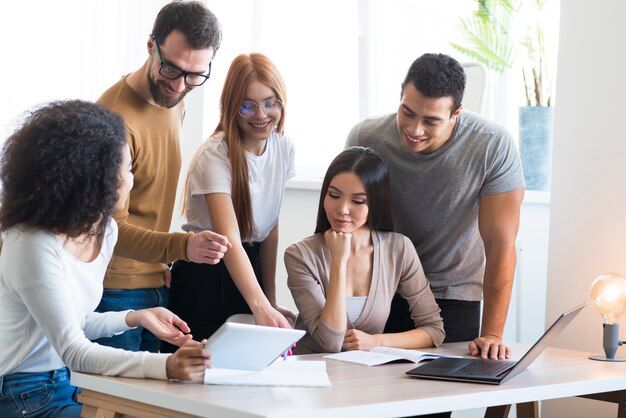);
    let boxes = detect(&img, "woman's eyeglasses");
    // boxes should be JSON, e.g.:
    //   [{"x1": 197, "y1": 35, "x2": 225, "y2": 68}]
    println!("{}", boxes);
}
[{"x1": 238, "y1": 99, "x2": 283, "y2": 118}]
